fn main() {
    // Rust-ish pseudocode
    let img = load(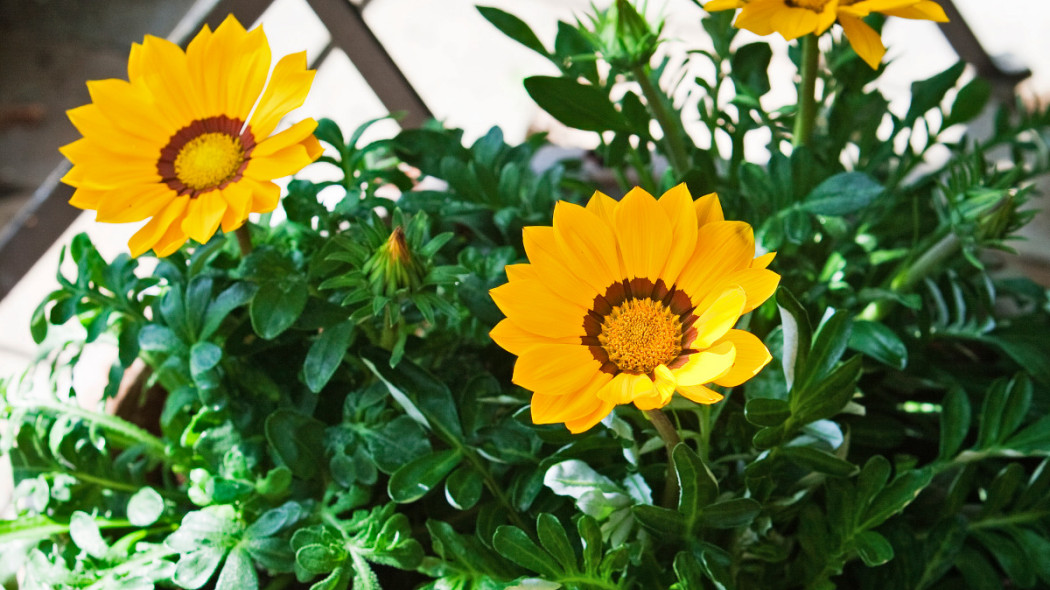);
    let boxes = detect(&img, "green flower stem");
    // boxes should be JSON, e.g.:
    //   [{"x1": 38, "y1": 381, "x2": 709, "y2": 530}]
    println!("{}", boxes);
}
[
  {"x1": 792, "y1": 34, "x2": 820, "y2": 148},
  {"x1": 644, "y1": 408, "x2": 681, "y2": 508},
  {"x1": 860, "y1": 231, "x2": 960, "y2": 321},
  {"x1": 7, "y1": 397, "x2": 169, "y2": 459},
  {"x1": 235, "y1": 224, "x2": 254, "y2": 256},
  {"x1": 631, "y1": 64, "x2": 691, "y2": 179}
]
